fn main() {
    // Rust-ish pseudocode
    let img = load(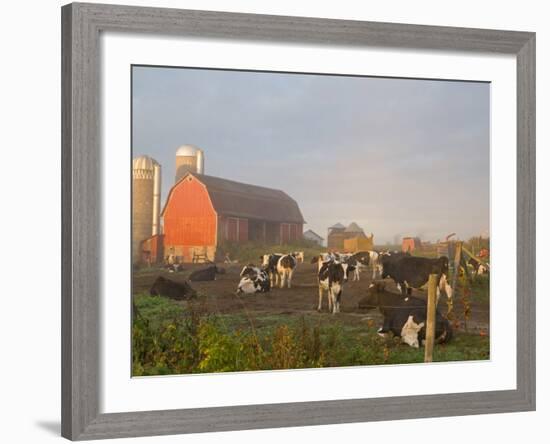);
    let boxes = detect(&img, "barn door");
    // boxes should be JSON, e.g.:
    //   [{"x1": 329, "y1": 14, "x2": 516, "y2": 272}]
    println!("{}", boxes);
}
[
  {"x1": 280, "y1": 223, "x2": 290, "y2": 244},
  {"x1": 227, "y1": 218, "x2": 238, "y2": 242}
]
